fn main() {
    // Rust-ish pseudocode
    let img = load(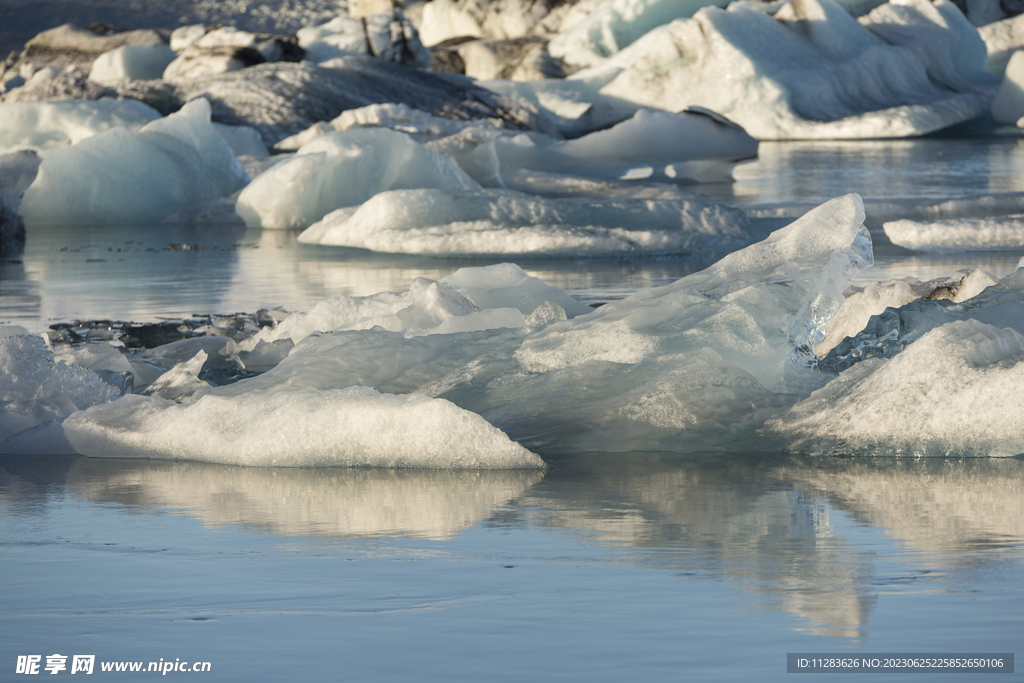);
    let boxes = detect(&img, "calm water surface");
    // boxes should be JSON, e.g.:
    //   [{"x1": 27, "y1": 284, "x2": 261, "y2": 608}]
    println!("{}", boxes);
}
[
  {"x1": 2, "y1": 137, "x2": 1023, "y2": 680},
  {"x1": 2, "y1": 453, "x2": 1022, "y2": 681}
]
